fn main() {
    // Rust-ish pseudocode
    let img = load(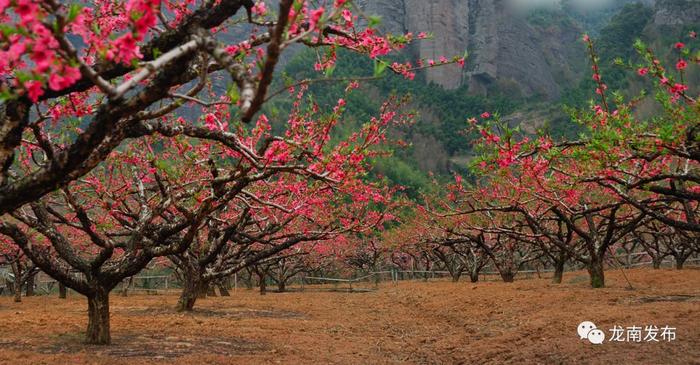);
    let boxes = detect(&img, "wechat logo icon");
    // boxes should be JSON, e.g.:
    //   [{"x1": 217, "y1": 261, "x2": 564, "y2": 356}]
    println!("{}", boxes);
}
[{"x1": 578, "y1": 321, "x2": 605, "y2": 344}]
